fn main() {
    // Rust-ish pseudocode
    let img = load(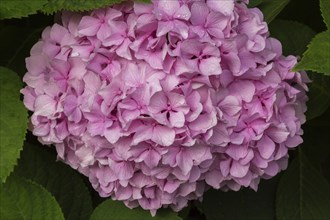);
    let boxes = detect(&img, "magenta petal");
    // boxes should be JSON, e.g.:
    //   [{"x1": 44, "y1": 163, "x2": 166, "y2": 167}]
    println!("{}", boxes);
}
[
  {"x1": 116, "y1": 38, "x2": 132, "y2": 60},
  {"x1": 148, "y1": 92, "x2": 168, "y2": 113},
  {"x1": 104, "y1": 123, "x2": 122, "y2": 144},
  {"x1": 164, "y1": 180, "x2": 181, "y2": 193},
  {"x1": 34, "y1": 95, "x2": 57, "y2": 116},
  {"x1": 169, "y1": 111, "x2": 185, "y2": 128},
  {"x1": 209, "y1": 124, "x2": 230, "y2": 146},
  {"x1": 78, "y1": 16, "x2": 100, "y2": 36},
  {"x1": 205, "y1": 170, "x2": 223, "y2": 189},
  {"x1": 157, "y1": 0, "x2": 180, "y2": 16},
  {"x1": 189, "y1": 111, "x2": 217, "y2": 132},
  {"x1": 230, "y1": 80, "x2": 256, "y2": 102},
  {"x1": 26, "y1": 55, "x2": 48, "y2": 76},
  {"x1": 199, "y1": 57, "x2": 221, "y2": 76},
  {"x1": 157, "y1": 21, "x2": 174, "y2": 37},
  {"x1": 177, "y1": 152, "x2": 193, "y2": 175},
  {"x1": 230, "y1": 160, "x2": 249, "y2": 178},
  {"x1": 123, "y1": 63, "x2": 141, "y2": 87},
  {"x1": 97, "y1": 24, "x2": 112, "y2": 41},
  {"x1": 207, "y1": 0, "x2": 235, "y2": 16},
  {"x1": 103, "y1": 33, "x2": 124, "y2": 46},
  {"x1": 173, "y1": 5, "x2": 191, "y2": 21},
  {"x1": 285, "y1": 135, "x2": 303, "y2": 148},
  {"x1": 116, "y1": 186, "x2": 133, "y2": 200},
  {"x1": 226, "y1": 145, "x2": 248, "y2": 161},
  {"x1": 113, "y1": 161, "x2": 134, "y2": 180},
  {"x1": 257, "y1": 135, "x2": 275, "y2": 159},
  {"x1": 152, "y1": 125, "x2": 175, "y2": 146},
  {"x1": 190, "y1": 2, "x2": 208, "y2": 25},
  {"x1": 50, "y1": 24, "x2": 68, "y2": 42},
  {"x1": 144, "y1": 149, "x2": 161, "y2": 168},
  {"x1": 267, "y1": 126, "x2": 290, "y2": 143},
  {"x1": 220, "y1": 159, "x2": 231, "y2": 177}
]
